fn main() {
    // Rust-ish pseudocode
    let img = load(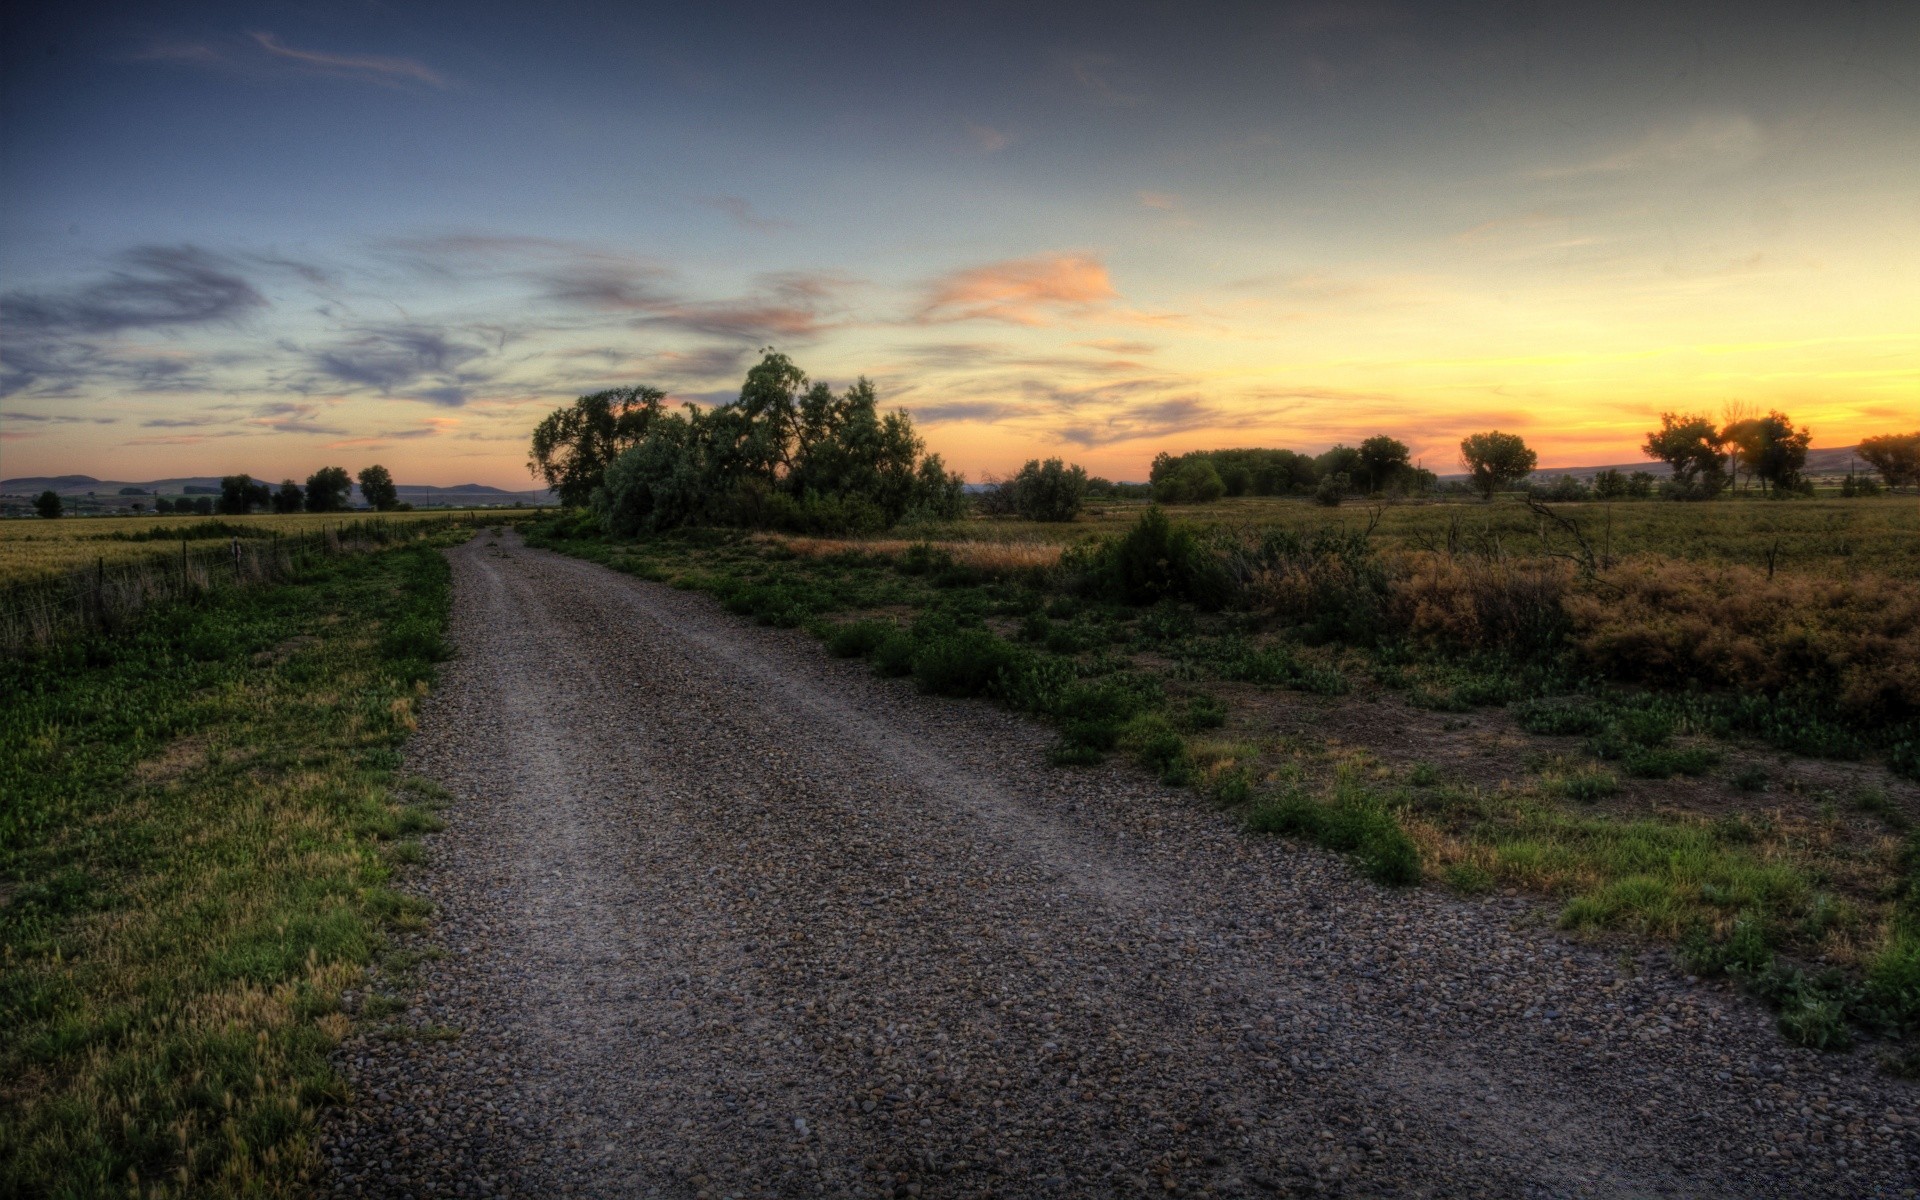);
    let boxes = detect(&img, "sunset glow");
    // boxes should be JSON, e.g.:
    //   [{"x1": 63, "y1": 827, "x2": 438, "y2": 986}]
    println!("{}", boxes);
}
[{"x1": 4, "y1": 2, "x2": 1917, "y2": 487}]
